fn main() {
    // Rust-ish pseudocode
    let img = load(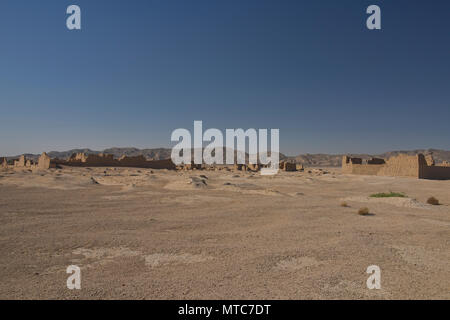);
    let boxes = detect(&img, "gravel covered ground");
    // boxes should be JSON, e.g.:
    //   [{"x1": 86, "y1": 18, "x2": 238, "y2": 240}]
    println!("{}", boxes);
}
[{"x1": 0, "y1": 167, "x2": 448, "y2": 299}]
